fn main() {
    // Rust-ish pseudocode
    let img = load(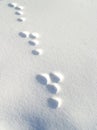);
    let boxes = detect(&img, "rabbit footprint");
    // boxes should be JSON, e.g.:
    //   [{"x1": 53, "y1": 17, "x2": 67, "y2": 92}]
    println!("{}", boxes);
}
[
  {"x1": 36, "y1": 72, "x2": 64, "y2": 109},
  {"x1": 8, "y1": 2, "x2": 25, "y2": 22},
  {"x1": 19, "y1": 31, "x2": 43, "y2": 56}
]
